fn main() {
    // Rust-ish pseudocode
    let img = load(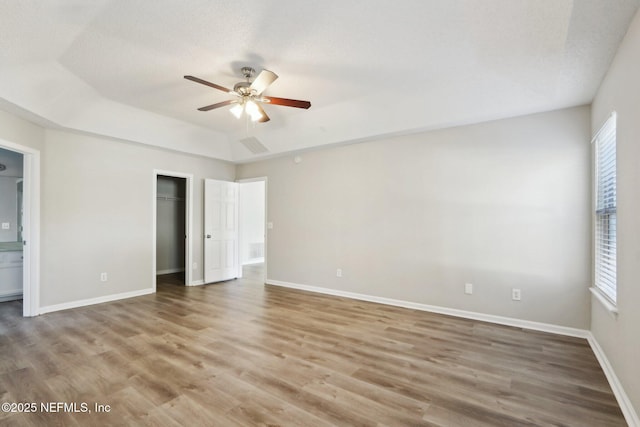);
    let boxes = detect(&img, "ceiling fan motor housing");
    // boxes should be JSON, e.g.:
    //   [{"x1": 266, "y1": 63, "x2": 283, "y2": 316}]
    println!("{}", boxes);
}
[{"x1": 233, "y1": 81, "x2": 253, "y2": 95}]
